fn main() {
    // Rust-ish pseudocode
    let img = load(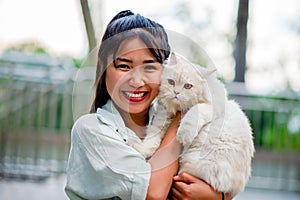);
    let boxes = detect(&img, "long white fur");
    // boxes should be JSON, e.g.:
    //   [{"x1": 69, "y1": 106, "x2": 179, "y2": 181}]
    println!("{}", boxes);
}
[{"x1": 128, "y1": 54, "x2": 255, "y2": 197}]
